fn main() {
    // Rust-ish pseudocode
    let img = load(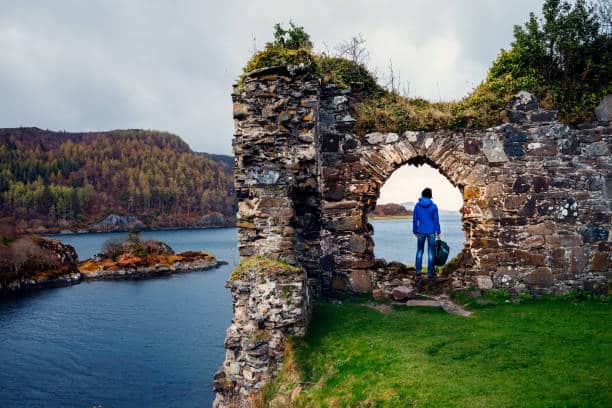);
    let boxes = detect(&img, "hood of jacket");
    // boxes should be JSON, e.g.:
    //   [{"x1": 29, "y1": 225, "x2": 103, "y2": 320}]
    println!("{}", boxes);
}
[{"x1": 417, "y1": 197, "x2": 433, "y2": 208}]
